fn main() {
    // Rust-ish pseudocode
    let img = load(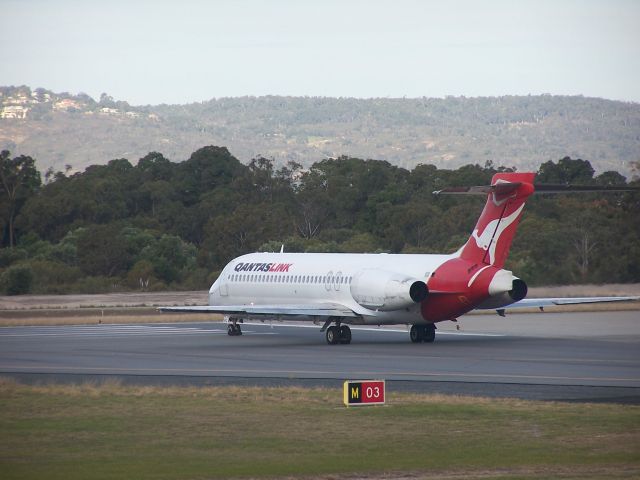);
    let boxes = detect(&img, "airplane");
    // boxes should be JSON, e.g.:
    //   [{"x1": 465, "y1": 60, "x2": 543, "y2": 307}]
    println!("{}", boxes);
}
[{"x1": 161, "y1": 172, "x2": 639, "y2": 344}]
